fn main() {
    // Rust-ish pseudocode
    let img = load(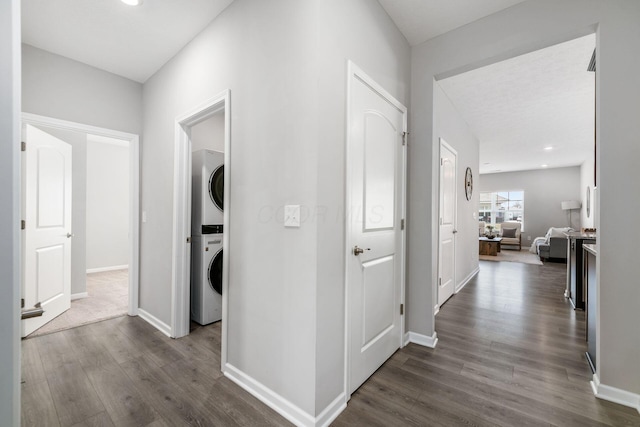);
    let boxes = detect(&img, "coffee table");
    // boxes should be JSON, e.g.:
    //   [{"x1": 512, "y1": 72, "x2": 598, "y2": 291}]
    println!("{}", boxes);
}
[{"x1": 479, "y1": 237, "x2": 502, "y2": 256}]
